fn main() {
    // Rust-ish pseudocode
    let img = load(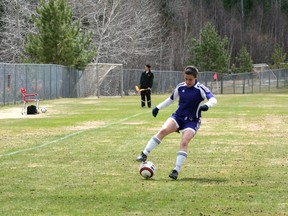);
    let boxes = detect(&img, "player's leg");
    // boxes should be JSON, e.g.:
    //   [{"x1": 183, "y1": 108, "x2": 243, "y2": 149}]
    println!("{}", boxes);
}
[
  {"x1": 169, "y1": 129, "x2": 195, "y2": 180},
  {"x1": 136, "y1": 118, "x2": 178, "y2": 162},
  {"x1": 155, "y1": 117, "x2": 179, "y2": 140},
  {"x1": 146, "y1": 90, "x2": 151, "y2": 108},
  {"x1": 140, "y1": 91, "x2": 146, "y2": 107},
  {"x1": 177, "y1": 129, "x2": 195, "y2": 169},
  {"x1": 169, "y1": 118, "x2": 201, "y2": 180}
]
